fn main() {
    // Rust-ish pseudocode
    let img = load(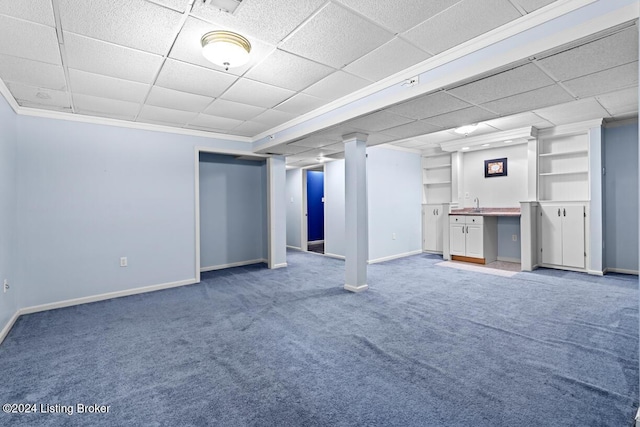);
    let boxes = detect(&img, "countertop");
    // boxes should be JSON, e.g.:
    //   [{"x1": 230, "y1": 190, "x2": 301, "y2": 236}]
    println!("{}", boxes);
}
[{"x1": 449, "y1": 207, "x2": 521, "y2": 217}]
